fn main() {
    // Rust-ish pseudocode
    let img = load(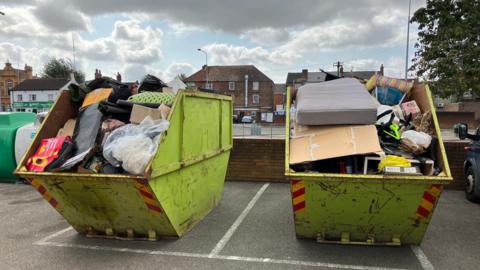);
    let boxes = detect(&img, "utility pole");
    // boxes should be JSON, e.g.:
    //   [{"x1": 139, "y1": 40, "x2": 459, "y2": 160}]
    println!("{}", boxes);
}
[
  {"x1": 72, "y1": 33, "x2": 76, "y2": 71},
  {"x1": 333, "y1": 61, "x2": 343, "y2": 77},
  {"x1": 197, "y1": 48, "x2": 208, "y2": 88},
  {"x1": 405, "y1": 0, "x2": 412, "y2": 80}
]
